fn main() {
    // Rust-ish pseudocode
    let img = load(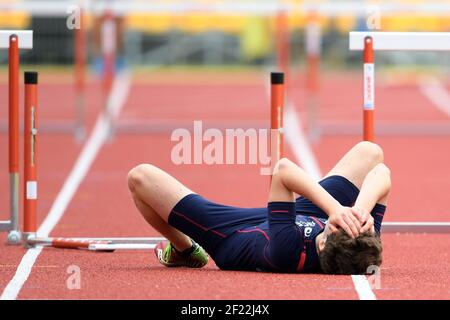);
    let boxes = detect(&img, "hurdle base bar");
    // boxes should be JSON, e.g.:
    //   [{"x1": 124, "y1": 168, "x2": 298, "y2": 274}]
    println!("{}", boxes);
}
[
  {"x1": 65, "y1": 237, "x2": 166, "y2": 244},
  {"x1": 89, "y1": 243, "x2": 157, "y2": 251},
  {"x1": 382, "y1": 222, "x2": 450, "y2": 234},
  {"x1": 27, "y1": 236, "x2": 165, "y2": 250}
]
